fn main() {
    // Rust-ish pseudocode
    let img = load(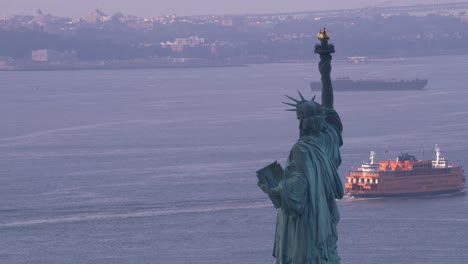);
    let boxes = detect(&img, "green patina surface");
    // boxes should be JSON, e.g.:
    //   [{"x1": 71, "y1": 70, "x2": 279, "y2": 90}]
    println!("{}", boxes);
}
[{"x1": 258, "y1": 29, "x2": 344, "y2": 264}]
